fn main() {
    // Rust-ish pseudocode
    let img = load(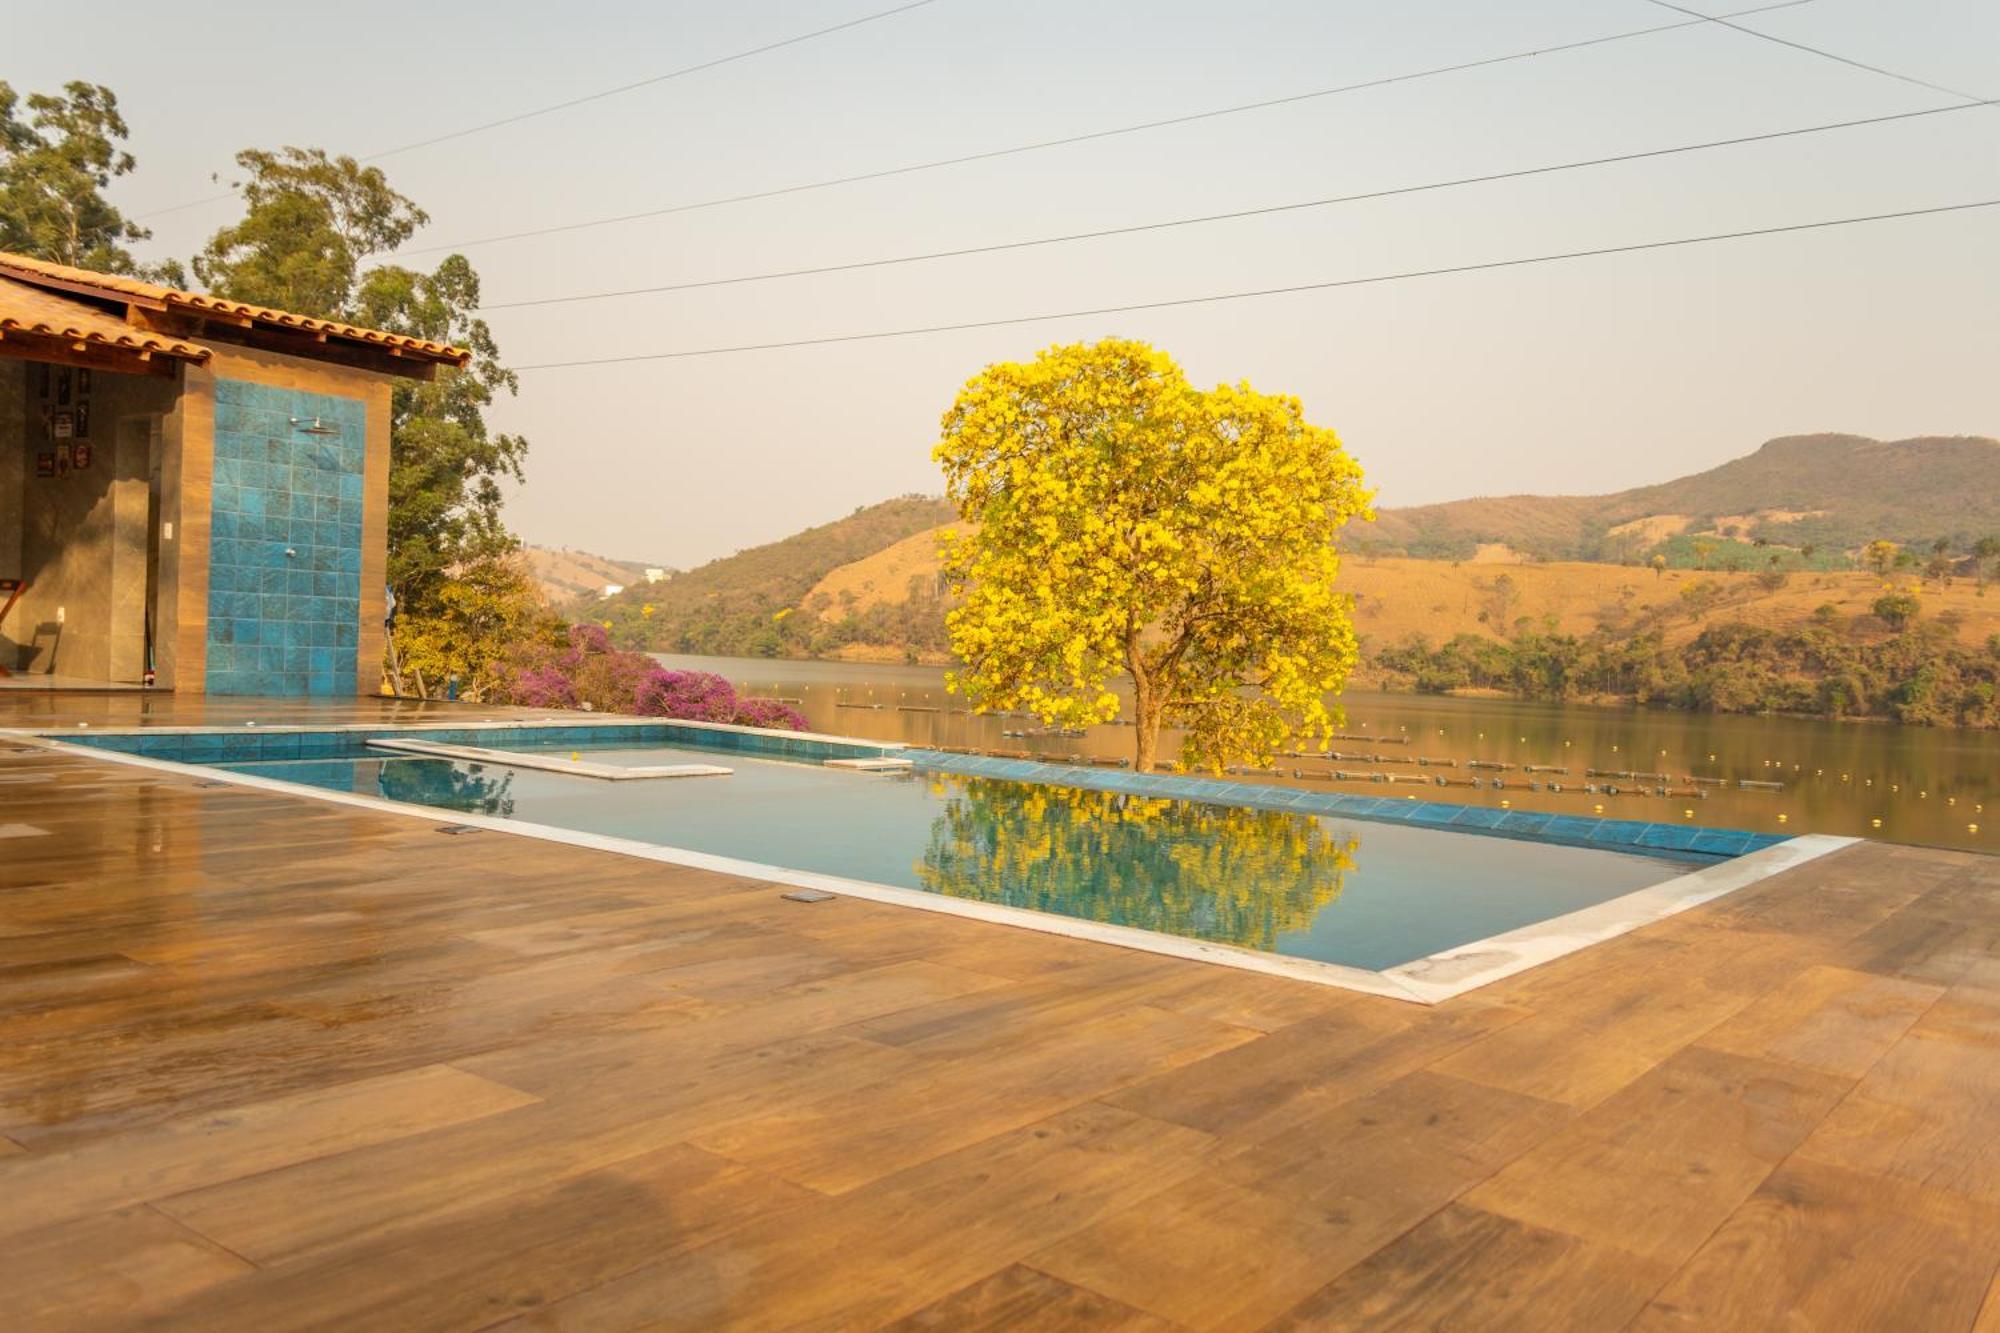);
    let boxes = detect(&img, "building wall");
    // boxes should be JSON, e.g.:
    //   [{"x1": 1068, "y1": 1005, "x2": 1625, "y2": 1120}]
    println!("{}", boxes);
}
[
  {"x1": 202, "y1": 378, "x2": 365, "y2": 695},
  {"x1": 171, "y1": 344, "x2": 391, "y2": 697}
]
